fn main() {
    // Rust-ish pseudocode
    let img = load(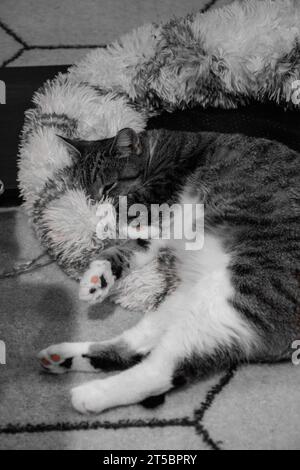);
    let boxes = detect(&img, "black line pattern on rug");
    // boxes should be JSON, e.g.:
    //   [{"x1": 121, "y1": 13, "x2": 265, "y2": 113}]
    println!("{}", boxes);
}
[
  {"x1": 0, "y1": 0, "x2": 219, "y2": 67},
  {"x1": 0, "y1": 19, "x2": 29, "y2": 48},
  {"x1": 0, "y1": 18, "x2": 106, "y2": 68},
  {"x1": 193, "y1": 366, "x2": 237, "y2": 450},
  {"x1": 1, "y1": 47, "x2": 26, "y2": 67},
  {"x1": 0, "y1": 418, "x2": 195, "y2": 435},
  {"x1": 29, "y1": 45, "x2": 107, "y2": 50},
  {"x1": 0, "y1": 368, "x2": 237, "y2": 451}
]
